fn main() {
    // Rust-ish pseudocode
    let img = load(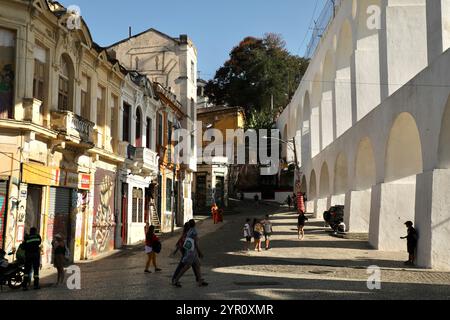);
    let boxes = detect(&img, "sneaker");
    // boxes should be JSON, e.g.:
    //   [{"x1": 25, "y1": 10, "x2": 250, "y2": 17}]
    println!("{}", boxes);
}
[
  {"x1": 172, "y1": 282, "x2": 182, "y2": 288},
  {"x1": 198, "y1": 281, "x2": 209, "y2": 287},
  {"x1": 155, "y1": 268, "x2": 162, "y2": 272},
  {"x1": 145, "y1": 270, "x2": 152, "y2": 274}
]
